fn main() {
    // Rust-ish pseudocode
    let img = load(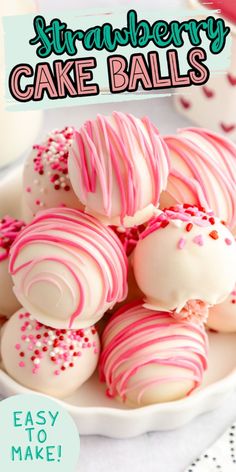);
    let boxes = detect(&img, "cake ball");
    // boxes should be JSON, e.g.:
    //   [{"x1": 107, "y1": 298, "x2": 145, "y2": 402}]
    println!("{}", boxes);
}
[
  {"x1": 99, "y1": 301, "x2": 208, "y2": 407},
  {"x1": 68, "y1": 112, "x2": 170, "y2": 227},
  {"x1": 161, "y1": 128, "x2": 236, "y2": 230},
  {"x1": 133, "y1": 204, "x2": 236, "y2": 313},
  {"x1": 207, "y1": 284, "x2": 236, "y2": 333},
  {"x1": 9, "y1": 208, "x2": 128, "y2": 329},
  {"x1": 22, "y1": 127, "x2": 83, "y2": 220},
  {"x1": 0, "y1": 216, "x2": 26, "y2": 317},
  {"x1": 1, "y1": 310, "x2": 100, "y2": 397}
]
